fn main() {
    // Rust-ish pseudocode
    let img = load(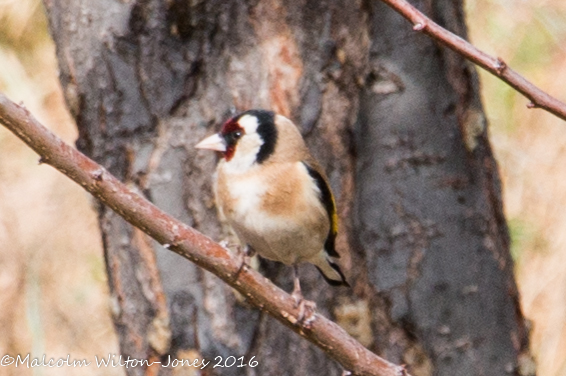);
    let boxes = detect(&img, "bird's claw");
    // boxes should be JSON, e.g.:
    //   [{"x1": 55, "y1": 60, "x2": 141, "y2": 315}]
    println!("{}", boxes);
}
[
  {"x1": 219, "y1": 240, "x2": 231, "y2": 250},
  {"x1": 240, "y1": 244, "x2": 255, "y2": 258},
  {"x1": 219, "y1": 241, "x2": 251, "y2": 271},
  {"x1": 291, "y1": 290, "x2": 317, "y2": 328}
]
